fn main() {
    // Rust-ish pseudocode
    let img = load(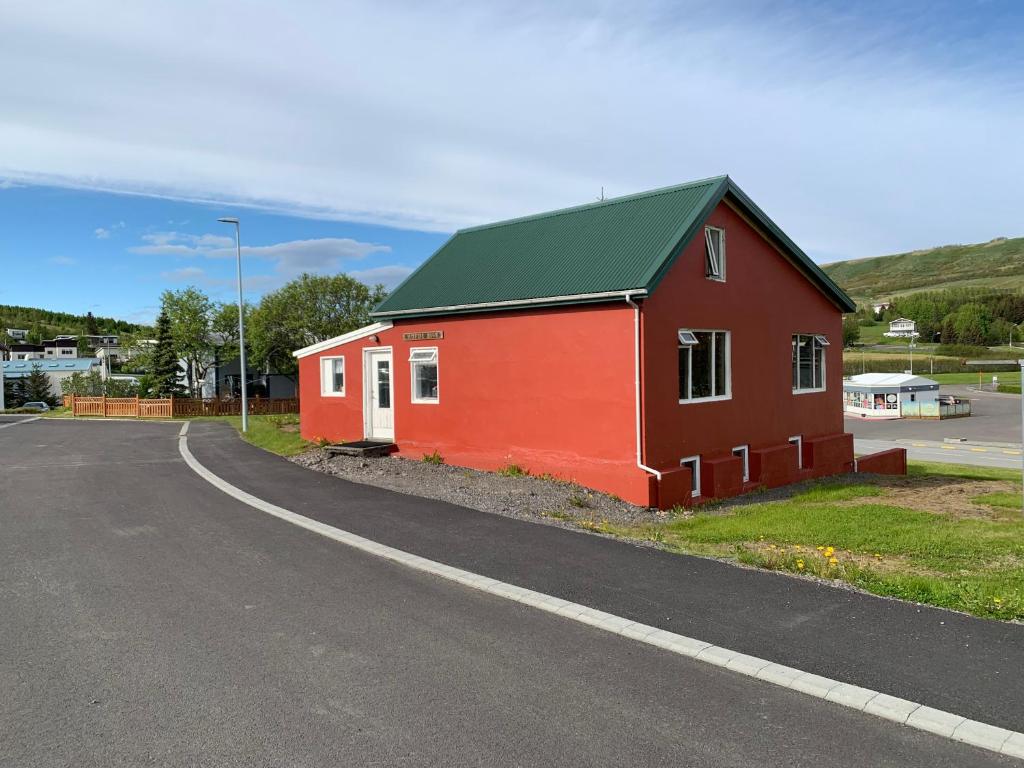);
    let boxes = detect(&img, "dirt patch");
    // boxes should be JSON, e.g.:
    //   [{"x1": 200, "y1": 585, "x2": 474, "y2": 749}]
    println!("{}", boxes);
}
[{"x1": 858, "y1": 475, "x2": 1021, "y2": 519}]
